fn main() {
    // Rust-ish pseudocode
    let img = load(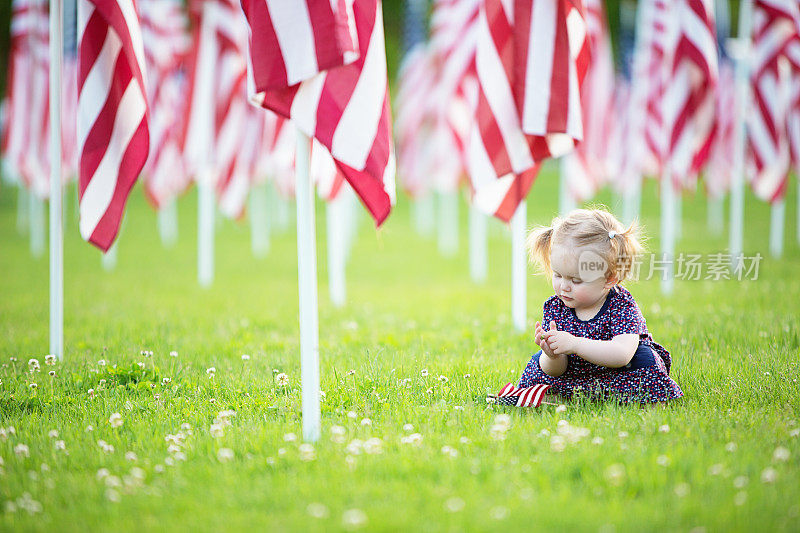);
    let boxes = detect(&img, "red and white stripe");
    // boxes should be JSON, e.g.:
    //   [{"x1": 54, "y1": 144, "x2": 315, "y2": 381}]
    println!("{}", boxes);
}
[
  {"x1": 662, "y1": 0, "x2": 718, "y2": 188},
  {"x1": 139, "y1": 0, "x2": 190, "y2": 208},
  {"x1": 746, "y1": 0, "x2": 800, "y2": 202},
  {"x1": 257, "y1": 112, "x2": 296, "y2": 197},
  {"x1": 395, "y1": 44, "x2": 438, "y2": 198},
  {"x1": 244, "y1": 0, "x2": 396, "y2": 225},
  {"x1": 467, "y1": 0, "x2": 590, "y2": 222},
  {"x1": 705, "y1": 61, "x2": 736, "y2": 198},
  {"x1": 2, "y1": 0, "x2": 34, "y2": 186},
  {"x1": 78, "y1": 0, "x2": 149, "y2": 251},
  {"x1": 497, "y1": 382, "x2": 552, "y2": 407},
  {"x1": 562, "y1": 0, "x2": 614, "y2": 203}
]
